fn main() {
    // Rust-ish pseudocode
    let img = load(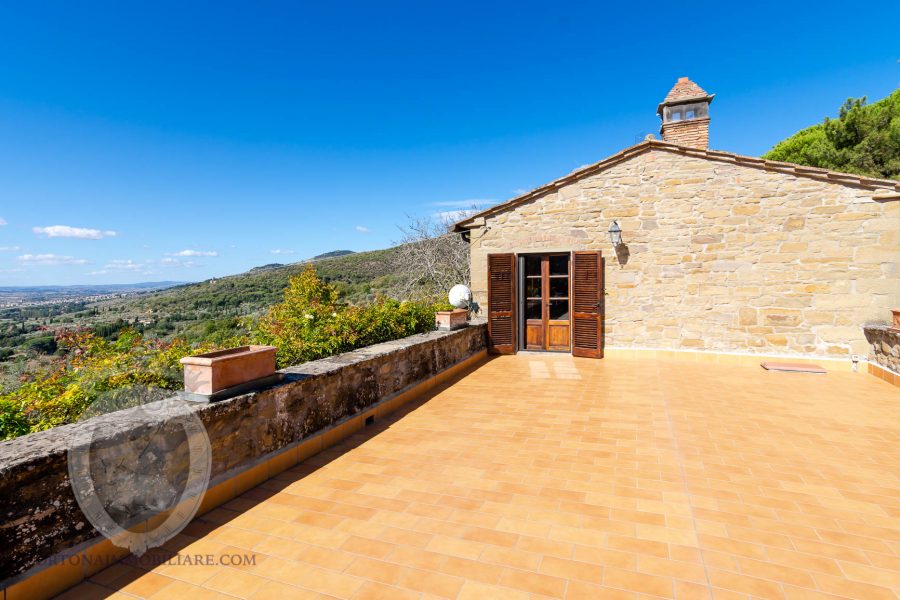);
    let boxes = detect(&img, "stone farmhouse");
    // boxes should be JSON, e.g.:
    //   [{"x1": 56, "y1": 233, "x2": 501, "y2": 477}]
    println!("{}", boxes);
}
[{"x1": 454, "y1": 77, "x2": 900, "y2": 360}]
